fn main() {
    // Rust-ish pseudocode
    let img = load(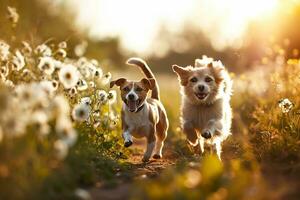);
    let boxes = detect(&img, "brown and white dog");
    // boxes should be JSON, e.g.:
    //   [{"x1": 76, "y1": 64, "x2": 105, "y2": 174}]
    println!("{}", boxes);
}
[
  {"x1": 110, "y1": 58, "x2": 168, "y2": 162},
  {"x1": 172, "y1": 56, "x2": 232, "y2": 160}
]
